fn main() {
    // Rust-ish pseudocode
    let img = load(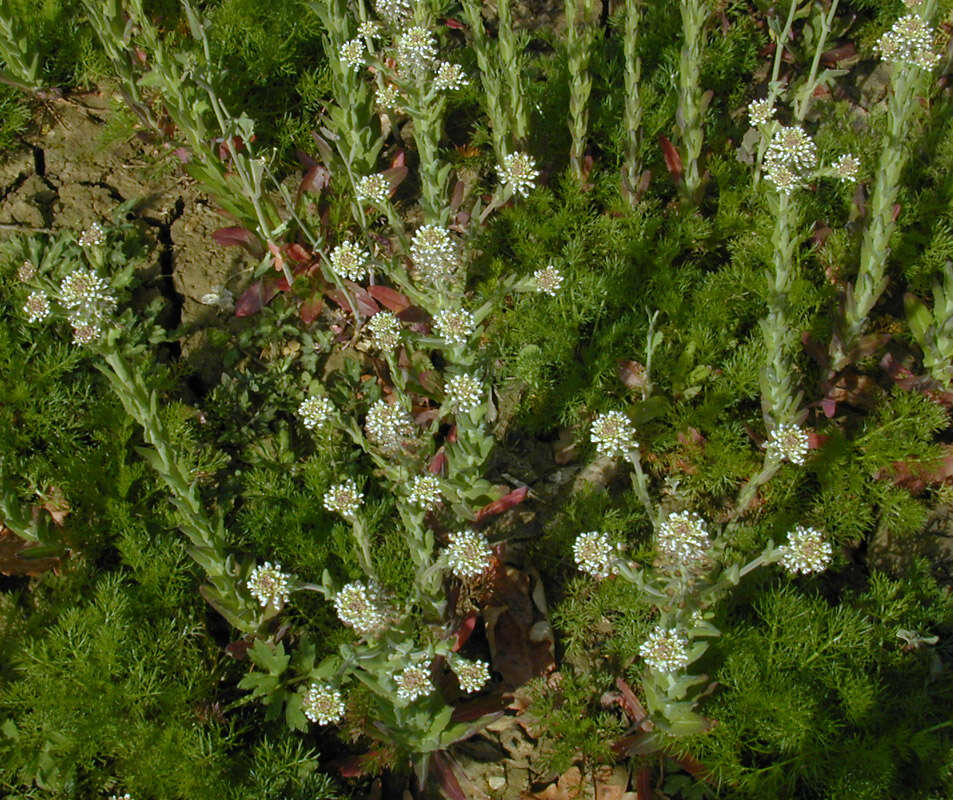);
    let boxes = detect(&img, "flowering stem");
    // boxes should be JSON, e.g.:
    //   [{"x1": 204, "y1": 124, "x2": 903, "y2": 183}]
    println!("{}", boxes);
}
[
  {"x1": 676, "y1": 0, "x2": 709, "y2": 203},
  {"x1": 730, "y1": 453, "x2": 780, "y2": 521},
  {"x1": 622, "y1": 0, "x2": 644, "y2": 204},
  {"x1": 753, "y1": 0, "x2": 797, "y2": 185},
  {"x1": 497, "y1": 0, "x2": 528, "y2": 144},
  {"x1": 624, "y1": 448, "x2": 657, "y2": 526},
  {"x1": 461, "y1": 0, "x2": 510, "y2": 163},
  {"x1": 793, "y1": 0, "x2": 840, "y2": 124},
  {"x1": 566, "y1": 0, "x2": 595, "y2": 183}
]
